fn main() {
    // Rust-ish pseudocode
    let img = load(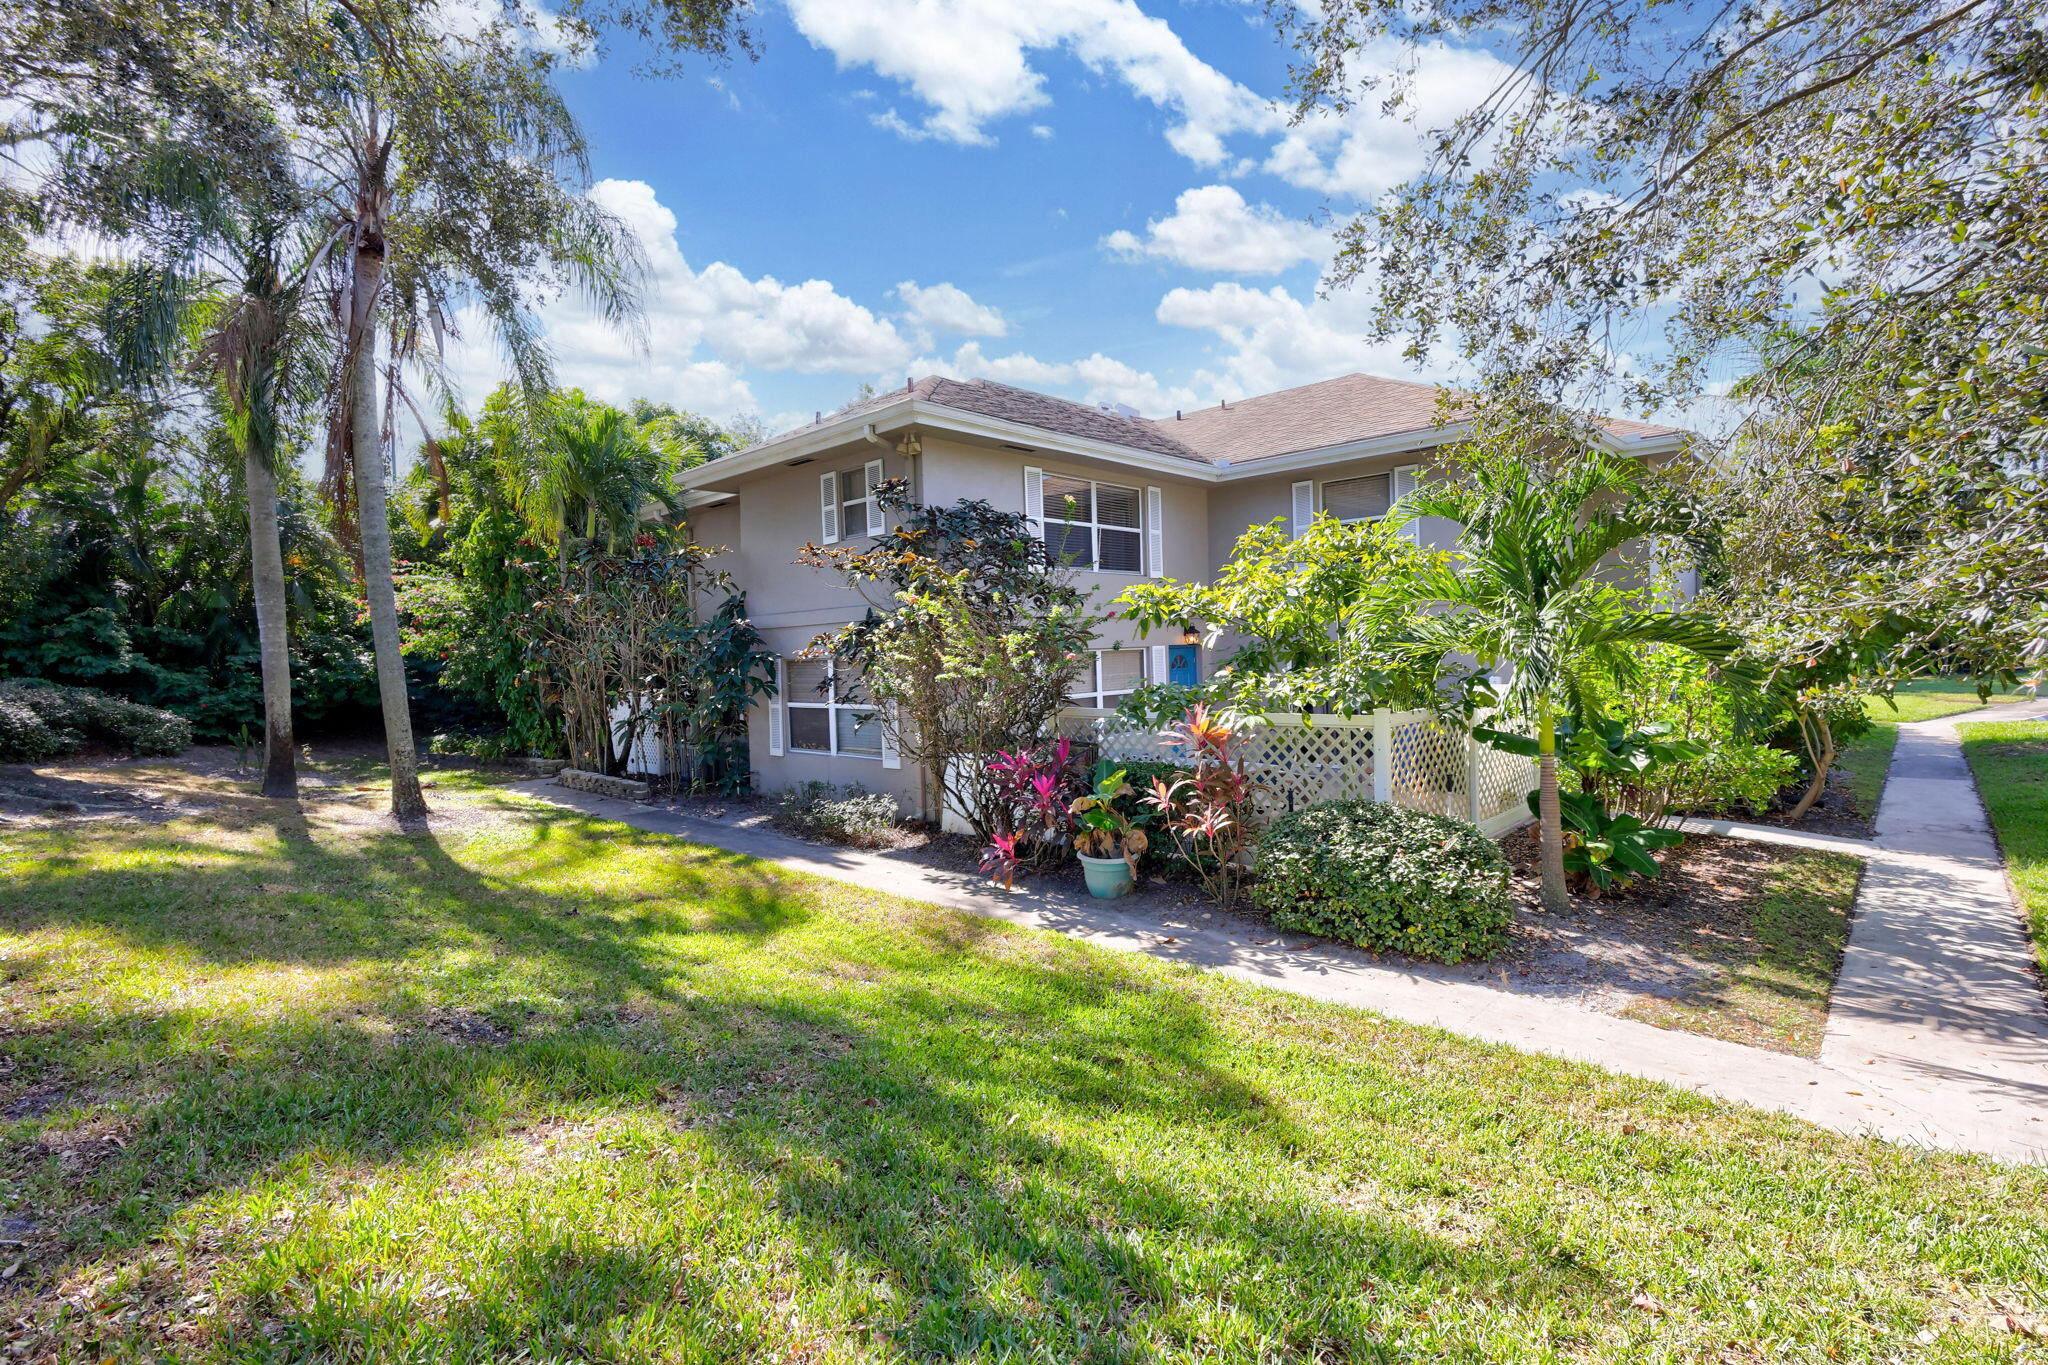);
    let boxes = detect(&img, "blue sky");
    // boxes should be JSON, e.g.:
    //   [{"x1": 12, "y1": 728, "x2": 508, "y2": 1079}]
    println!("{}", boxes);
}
[{"x1": 451, "y1": 0, "x2": 1522, "y2": 433}]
